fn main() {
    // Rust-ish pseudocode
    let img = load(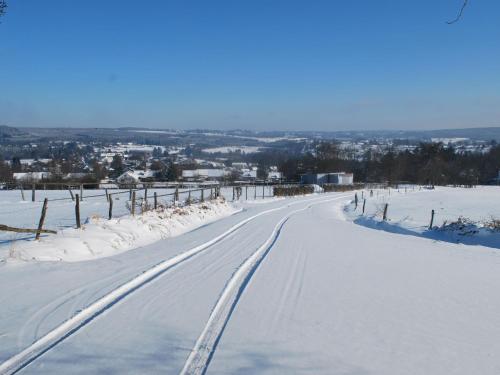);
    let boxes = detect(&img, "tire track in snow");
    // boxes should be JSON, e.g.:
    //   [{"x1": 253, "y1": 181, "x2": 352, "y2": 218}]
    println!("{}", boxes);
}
[
  {"x1": 0, "y1": 194, "x2": 348, "y2": 375},
  {"x1": 179, "y1": 195, "x2": 349, "y2": 375},
  {"x1": 16, "y1": 262, "x2": 133, "y2": 351}
]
